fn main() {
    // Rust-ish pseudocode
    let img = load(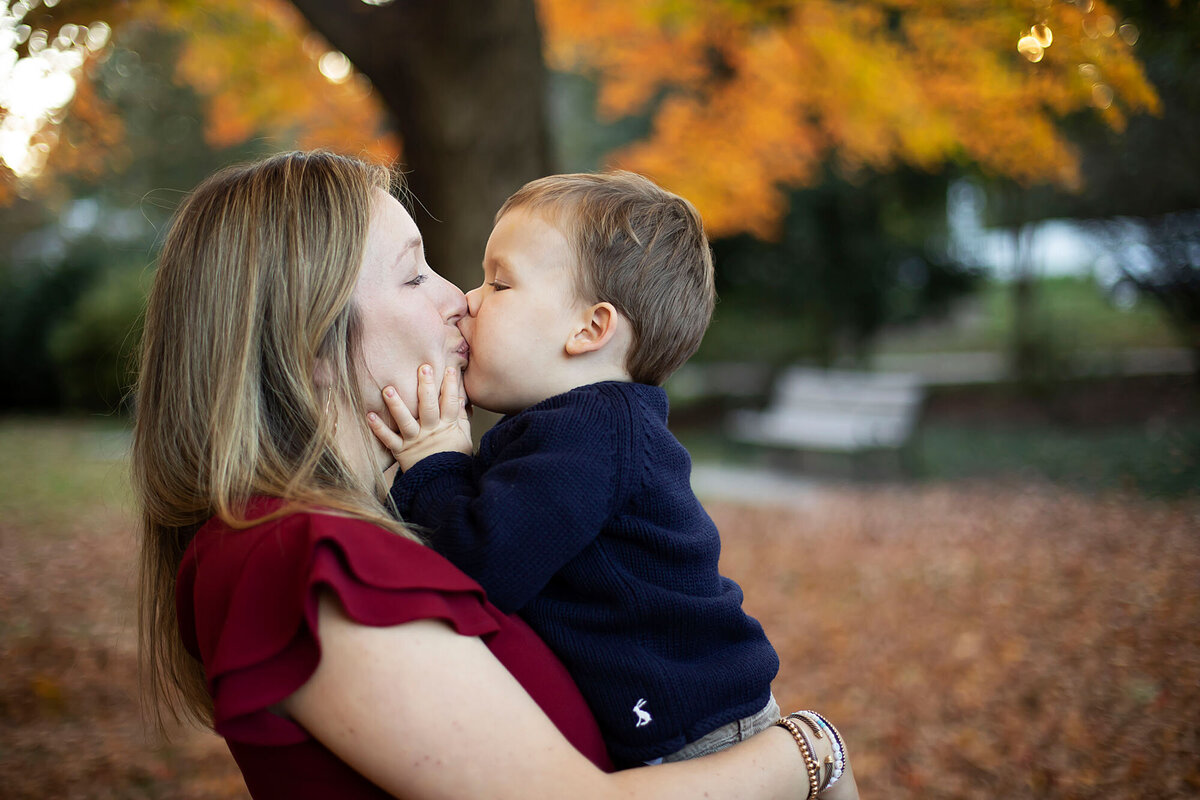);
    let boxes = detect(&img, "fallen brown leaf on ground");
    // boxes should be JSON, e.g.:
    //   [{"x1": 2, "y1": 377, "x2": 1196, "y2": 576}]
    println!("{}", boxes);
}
[{"x1": 2, "y1": 480, "x2": 1197, "y2": 798}]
